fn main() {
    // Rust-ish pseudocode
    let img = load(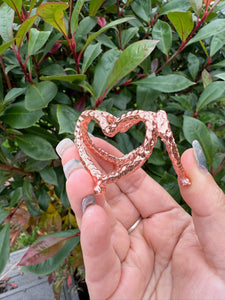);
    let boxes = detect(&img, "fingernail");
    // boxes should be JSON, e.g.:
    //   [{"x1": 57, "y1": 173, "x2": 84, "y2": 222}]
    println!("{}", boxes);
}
[
  {"x1": 56, "y1": 138, "x2": 74, "y2": 158},
  {"x1": 192, "y1": 140, "x2": 208, "y2": 173},
  {"x1": 82, "y1": 195, "x2": 96, "y2": 214},
  {"x1": 63, "y1": 159, "x2": 84, "y2": 179}
]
